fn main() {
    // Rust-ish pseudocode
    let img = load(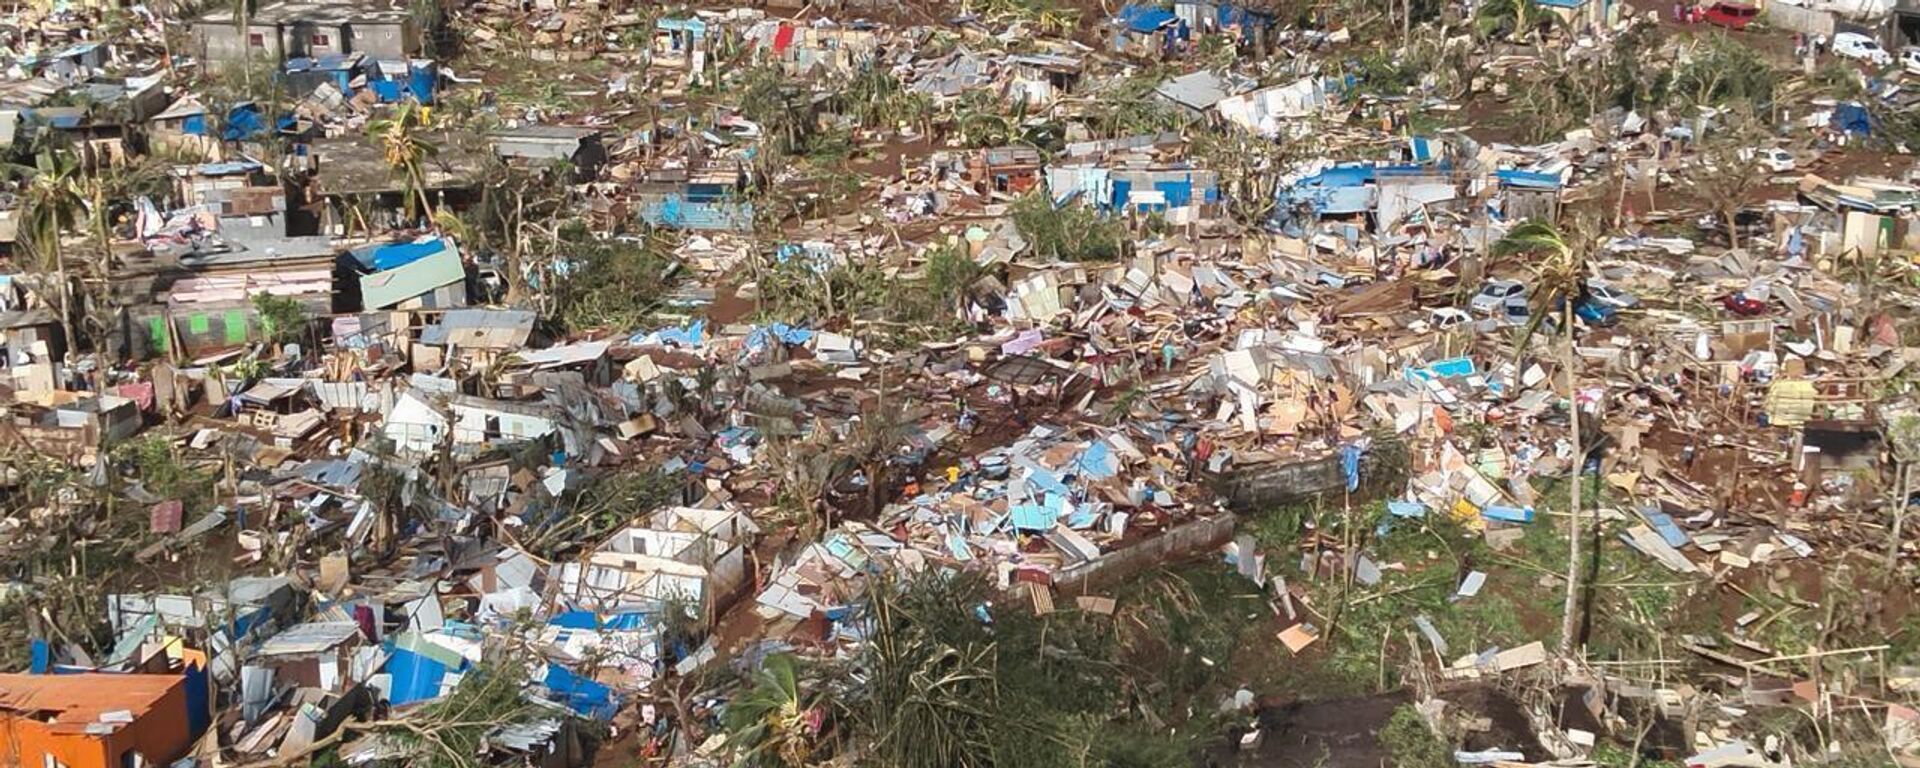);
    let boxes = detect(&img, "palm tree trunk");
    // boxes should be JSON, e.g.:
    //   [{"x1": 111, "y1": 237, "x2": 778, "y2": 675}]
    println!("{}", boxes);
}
[
  {"x1": 1558, "y1": 300, "x2": 1582, "y2": 656},
  {"x1": 54, "y1": 241, "x2": 75, "y2": 366},
  {"x1": 1890, "y1": 462, "x2": 1911, "y2": 568}
]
